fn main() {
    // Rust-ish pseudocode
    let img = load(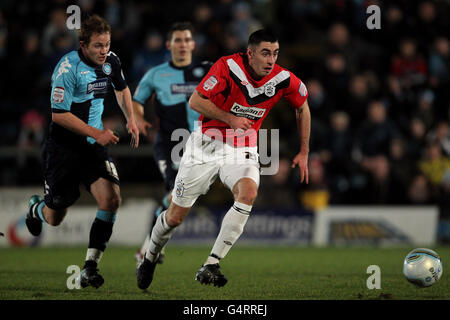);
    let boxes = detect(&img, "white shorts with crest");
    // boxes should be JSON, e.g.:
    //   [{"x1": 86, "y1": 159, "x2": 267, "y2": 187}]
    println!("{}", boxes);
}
[{"x1": 171, "y1": 129, "x2": 260, "y2": 208}]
